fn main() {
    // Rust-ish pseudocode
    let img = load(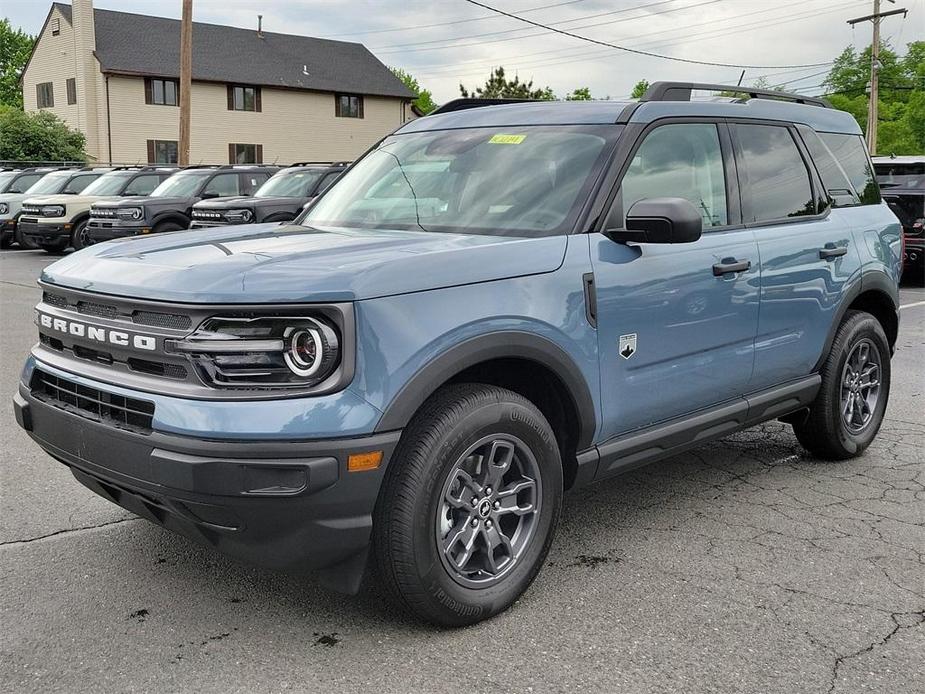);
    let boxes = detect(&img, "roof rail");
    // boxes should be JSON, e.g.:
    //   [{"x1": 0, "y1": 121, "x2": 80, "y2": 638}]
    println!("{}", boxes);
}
[
  {"x1": 287, "y1": 161, "x2": 351, "y2": 168},
  {"x1": 430, "y1": 97, "x2": 544, "y2": 115},
  {"x1": 640, "y1": 81, "x2": 831, "y2": 108}
]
